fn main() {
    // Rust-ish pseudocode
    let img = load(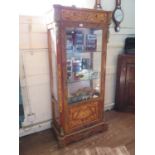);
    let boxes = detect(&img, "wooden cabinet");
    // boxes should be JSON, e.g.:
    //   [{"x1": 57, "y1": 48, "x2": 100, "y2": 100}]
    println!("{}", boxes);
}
[
  {"x1": 47, "y1": 5, "x2": 112, "y2": 146},
  {"x1": 115, "y1": 54, "x2": 135, "y2": 112}
]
